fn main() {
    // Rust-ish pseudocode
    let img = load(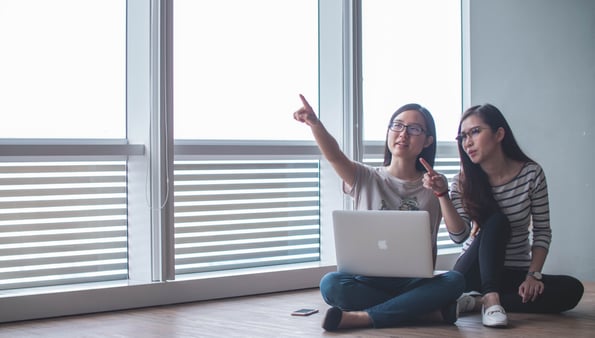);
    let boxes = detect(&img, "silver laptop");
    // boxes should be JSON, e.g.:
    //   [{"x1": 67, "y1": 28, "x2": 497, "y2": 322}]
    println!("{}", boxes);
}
[{"x1": 332, "y1": 209, "x2": 436, "y2": 278}]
